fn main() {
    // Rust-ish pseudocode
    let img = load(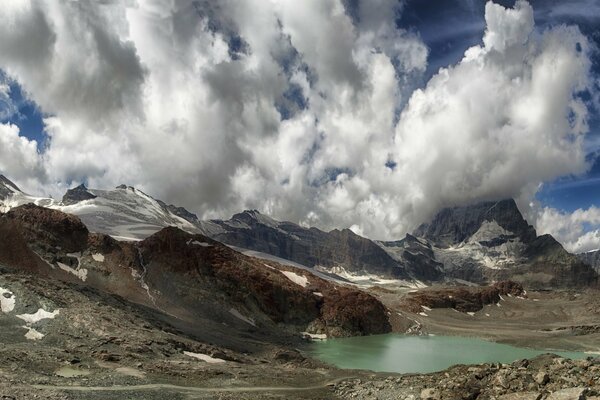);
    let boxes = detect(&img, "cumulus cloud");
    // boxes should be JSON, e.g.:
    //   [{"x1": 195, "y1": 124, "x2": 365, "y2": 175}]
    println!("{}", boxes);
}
[
  {"x1": 0, "y1": 123, "x2": 46, "y2": 191},
  {"x1": 0, "y1": 0, "x2": 595, "y2": 244},
  {"x1": 536, "y1": 206, "x2": 600, "y2": 253}
]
